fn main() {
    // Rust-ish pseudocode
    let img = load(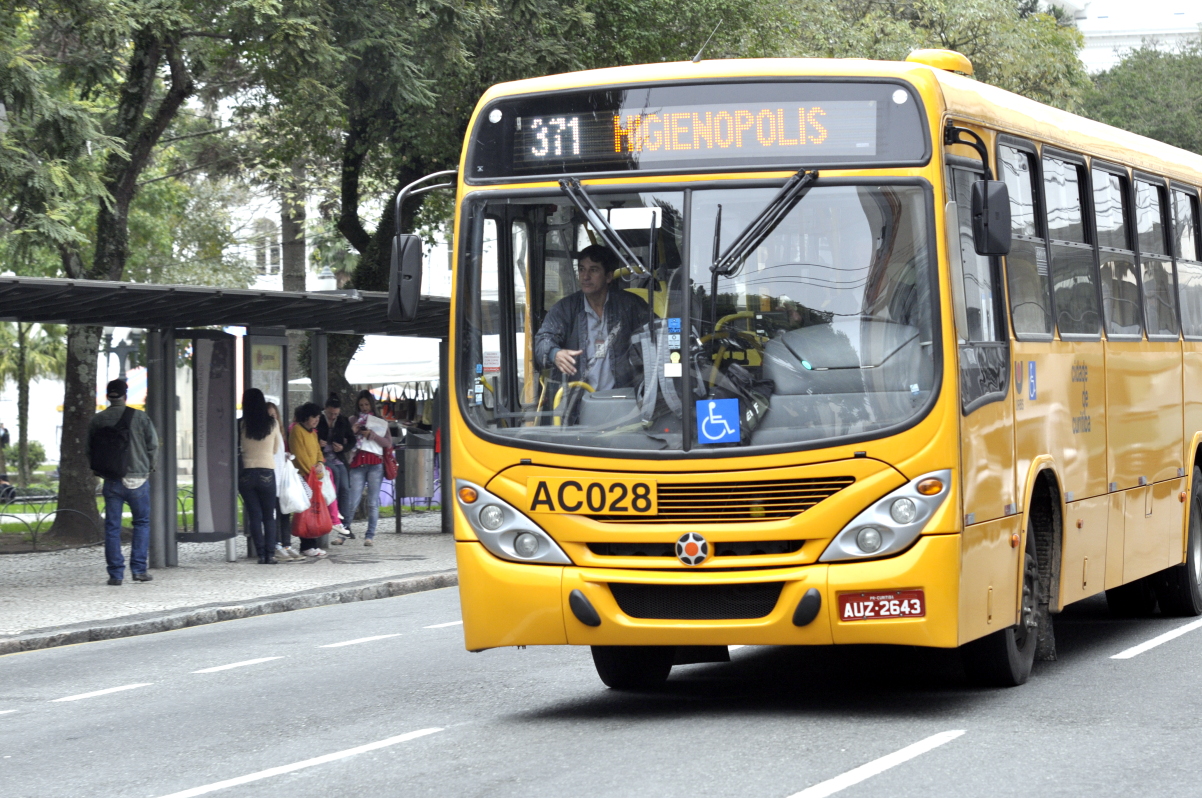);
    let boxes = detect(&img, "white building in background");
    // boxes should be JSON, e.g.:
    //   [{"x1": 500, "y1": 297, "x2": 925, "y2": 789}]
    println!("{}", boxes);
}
[{"x1": 1054, "y1": 0, "x2": 1202, "y2": 72}]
